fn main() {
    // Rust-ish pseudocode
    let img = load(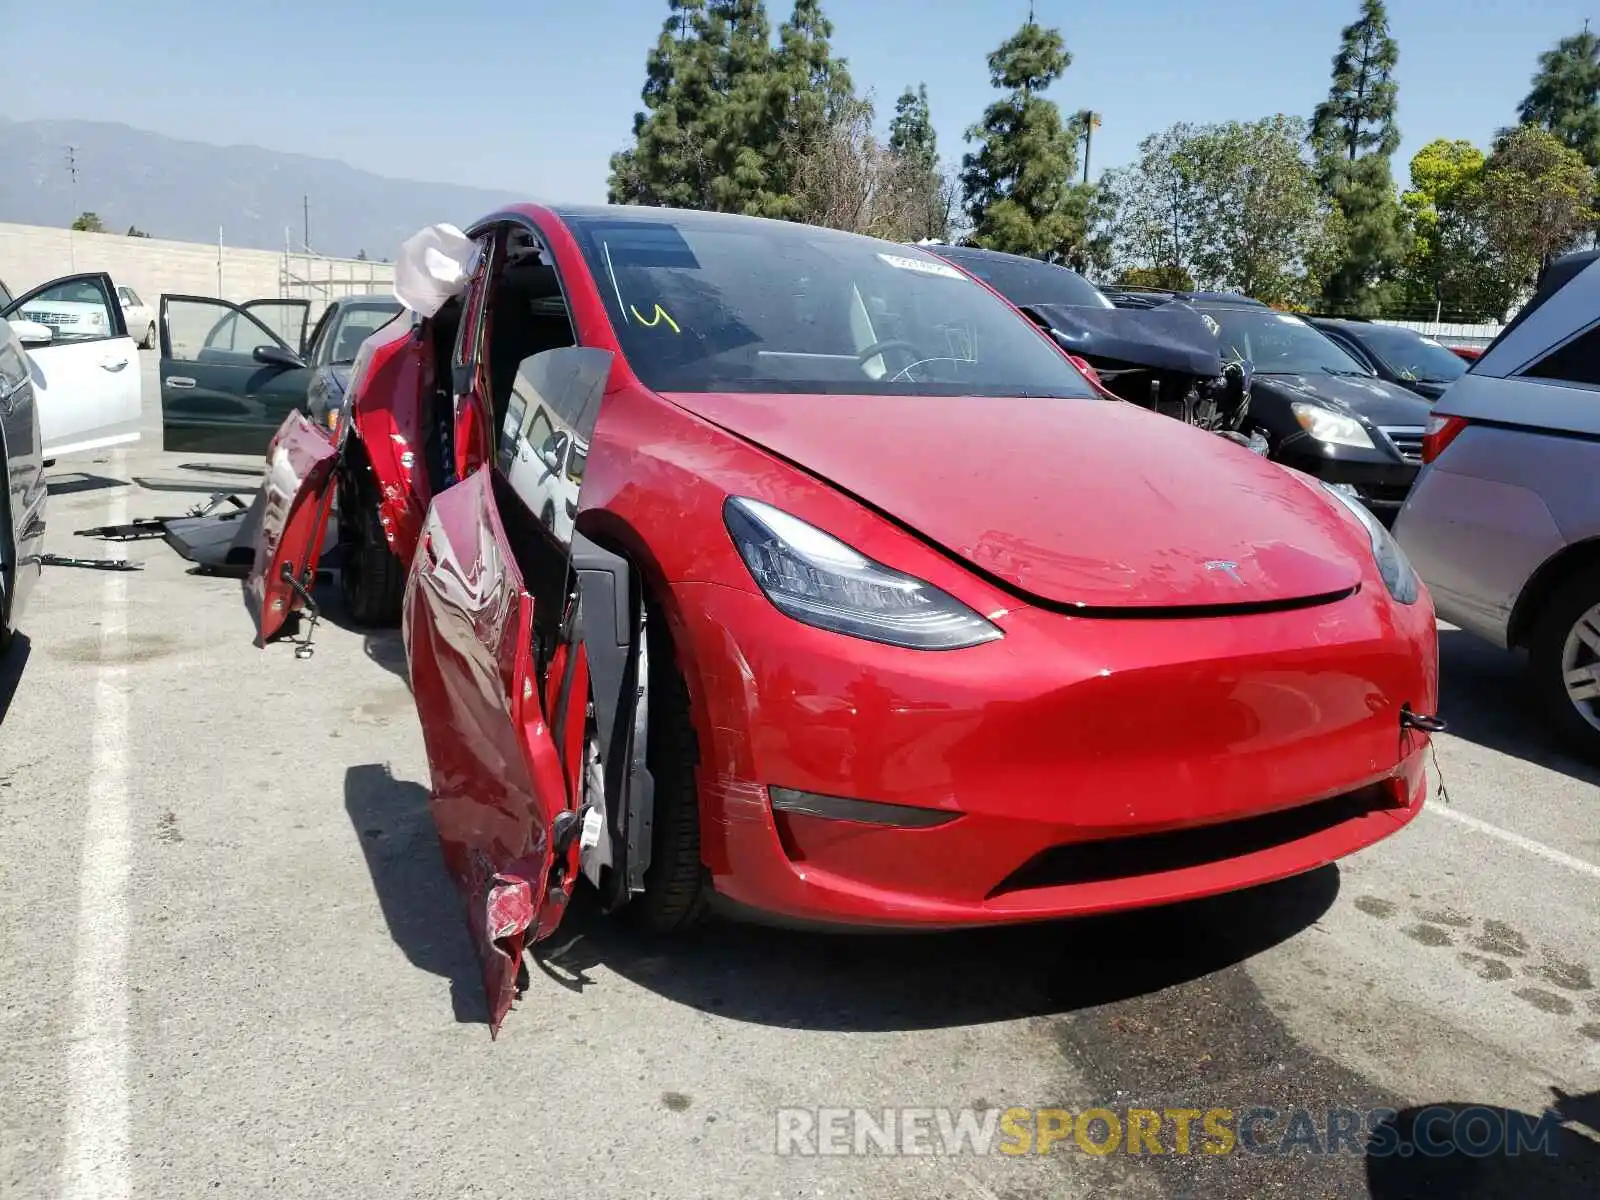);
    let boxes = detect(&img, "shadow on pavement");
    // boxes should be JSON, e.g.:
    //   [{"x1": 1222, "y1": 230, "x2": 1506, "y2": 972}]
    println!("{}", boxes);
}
[
  {"x1": 538, "y1": 864, "x2": 1341, "y2": 1032},
  {"x1": 1365, "y1": 1089, "x2": 1600, "y2": 1198},
  {"x1": 343, "y1": 763, "x2": 486, "y2": 1027},
  {"x1": 46, "y1": 471, "x2": 130, "y2": 496},
  {"x1": 0, "y1": 634, "x2": 31, "y2": 725},
  {"x1": 1436, "y1": 628, "x2": 1600, "y2": 788}
]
